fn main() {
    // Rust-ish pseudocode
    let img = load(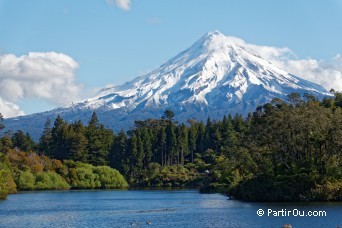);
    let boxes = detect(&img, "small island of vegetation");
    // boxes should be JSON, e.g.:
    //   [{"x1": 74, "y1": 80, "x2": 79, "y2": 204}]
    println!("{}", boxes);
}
[{"x1": 1, "y1": 92, "x2": 342, "y2": 201}]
